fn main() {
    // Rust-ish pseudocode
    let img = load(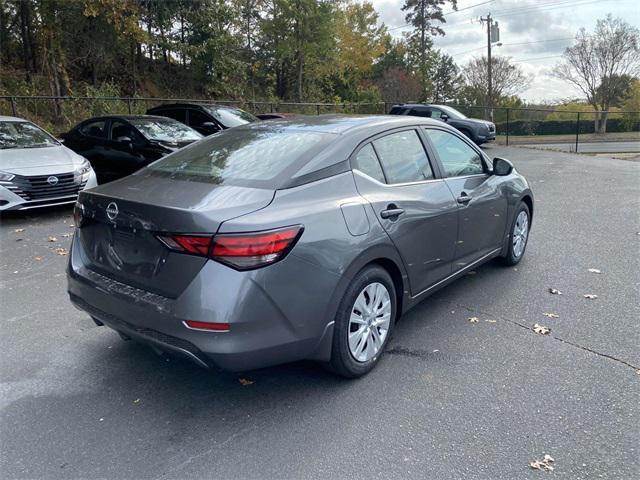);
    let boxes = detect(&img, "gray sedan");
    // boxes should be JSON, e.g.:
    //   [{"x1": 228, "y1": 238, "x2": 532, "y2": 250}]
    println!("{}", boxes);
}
[{"x1": 67, "y1": 115, "x2": 533, "y2": 377}]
